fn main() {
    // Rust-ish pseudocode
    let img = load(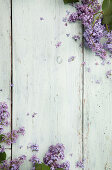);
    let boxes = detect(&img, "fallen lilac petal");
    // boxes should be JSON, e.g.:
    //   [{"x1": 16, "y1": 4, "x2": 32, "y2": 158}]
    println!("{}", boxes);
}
[
  {"x1": 32, "y1": 112, "x2": 38, "y2": 118},
  {"x1": 106, "y1": 70, "x2": 112, "y2": 78},
  {"x1": 82, "y1": 61, "x2": 86, "y2": 65},
  {"x1": 66, "y1": 34, "x2": 70, "y2": 37},
  {"x1": 96, "y1": 80, "x2": 100, "y2": 84},
  {"x1": 55, "y1": 42, "x2": 62, "y2": 48},
  {"x1": 72, "y1": 35, "x2": 80, "y2": 41},
  {"x1": 68, "y1": 56, "x2": 76, "y2": 62},
  {"x1": 40, "y1": 17, "x2": 44, "y2": 21}
]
